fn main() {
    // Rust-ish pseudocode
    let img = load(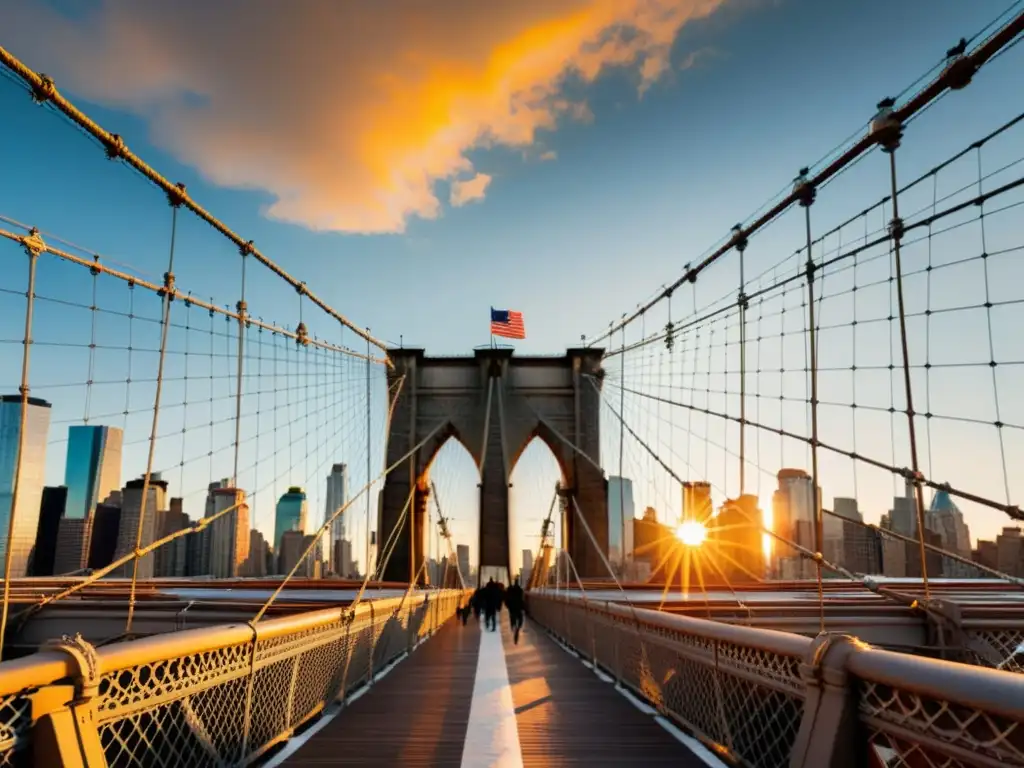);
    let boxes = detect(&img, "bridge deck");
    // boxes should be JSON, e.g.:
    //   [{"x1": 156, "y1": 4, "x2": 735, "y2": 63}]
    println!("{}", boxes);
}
[{"x1": 283, "y1": 614, "x2": 707, "y2": 766}]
